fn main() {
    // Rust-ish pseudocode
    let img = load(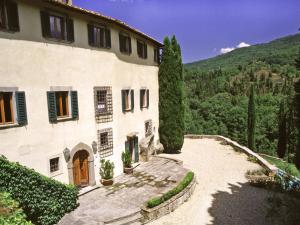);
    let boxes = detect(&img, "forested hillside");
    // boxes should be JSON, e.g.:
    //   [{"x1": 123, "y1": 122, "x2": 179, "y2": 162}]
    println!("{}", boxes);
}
[{"x1": 184, "y1": 33, "x2": 300, "y2": 159}]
